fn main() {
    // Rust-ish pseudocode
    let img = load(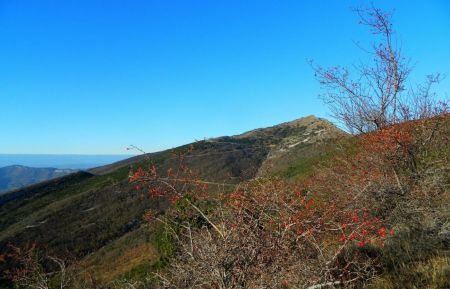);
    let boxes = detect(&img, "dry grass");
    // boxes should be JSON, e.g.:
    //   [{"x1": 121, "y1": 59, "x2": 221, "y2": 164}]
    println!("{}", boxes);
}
[
  {"x1": 79, "y1": 226, "x2": 158, "y2": 284},
  {"x1": 370, "y1": 256, "x2": 450, "y2": 289}
]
